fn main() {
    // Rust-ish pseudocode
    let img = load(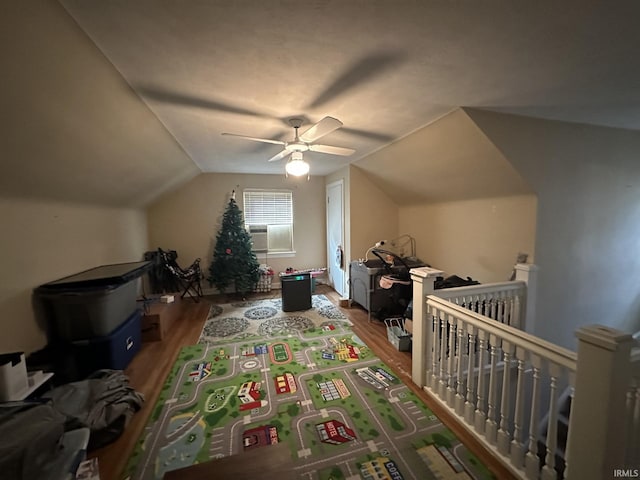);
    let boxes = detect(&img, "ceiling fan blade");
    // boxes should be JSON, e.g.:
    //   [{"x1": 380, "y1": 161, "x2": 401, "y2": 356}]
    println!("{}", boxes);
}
[
  {"x1": 299, "y1": 117, "x2": 343, "y2": 143},
  {"x1": 309, "y1": 144, "x2": 356, "y2": 156},
  {"x1": 340, "y1": 126, "x2": 394, "y2": 142},
  {"x1": 222, "y1": 133, "x2": 285, "y2": 146},
  {"x1": 307, "y1": 51, "x2": 407, "y2": 109},
  {"x1": 268, "y1": 150, "x2": 291, "y2": 162},
  {"x1": 137, "y1": 86, "x2": 270, "y2": 118}
]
